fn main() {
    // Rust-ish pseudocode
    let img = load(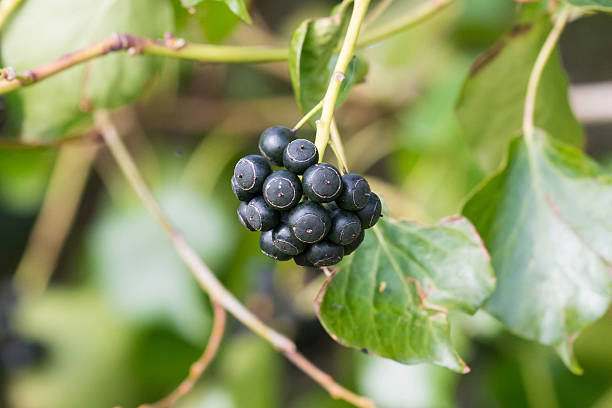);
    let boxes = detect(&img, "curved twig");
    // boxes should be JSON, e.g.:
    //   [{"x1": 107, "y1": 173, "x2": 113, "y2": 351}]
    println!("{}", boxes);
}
[{"x1": 141, "y1": 302, "x2": 227, "y2": 408}]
